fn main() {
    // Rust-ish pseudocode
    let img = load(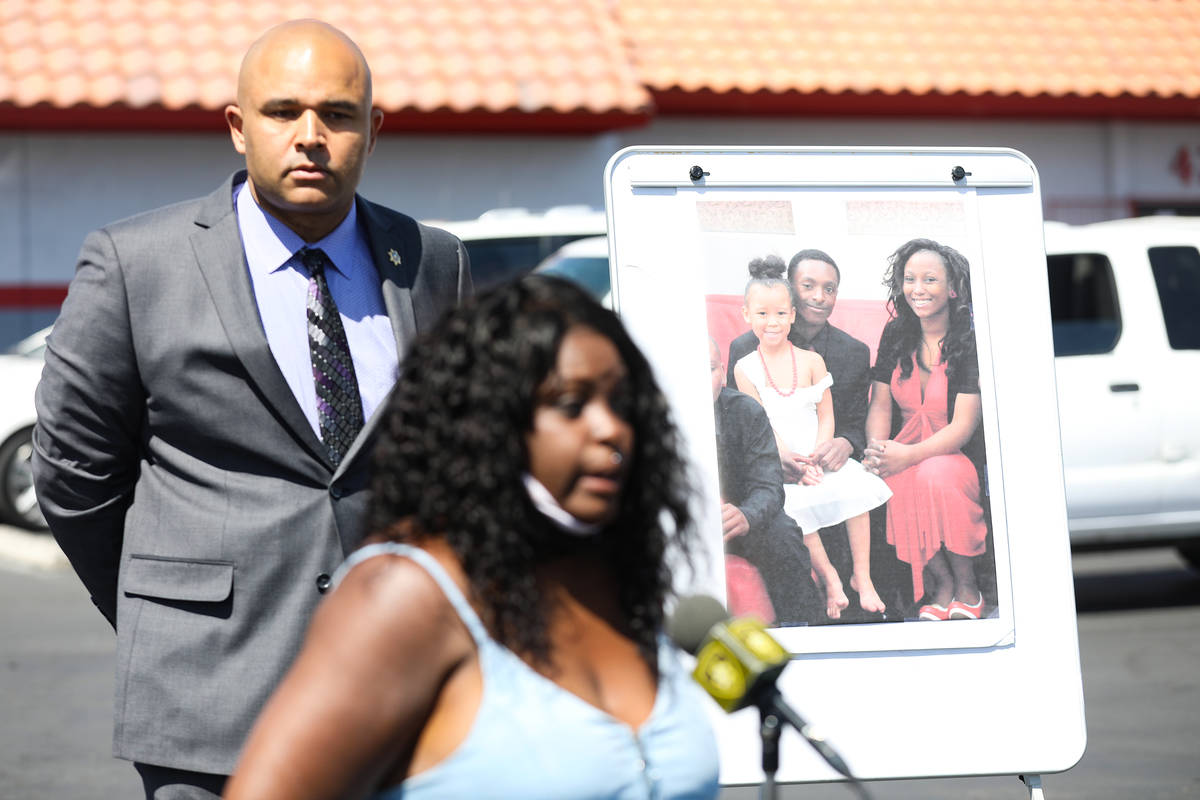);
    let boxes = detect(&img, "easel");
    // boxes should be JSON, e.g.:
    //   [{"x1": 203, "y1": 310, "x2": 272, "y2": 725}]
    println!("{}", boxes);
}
[
  {"x1": 605, "y1": 146, "x2": 1087, "y2": 790},
  {"x1": 752, "y1": 692, "x2": 1048, "y2": 800},
  {"x1": 755, "y1": 730, "x2": 1049, "y2": 800},
  {"x1": 1020, "y1": 774, "x2": 1046, "y2": 799},
  {"x1": 755, "y1": 768, "x2": 1046, "y2": 799}
]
